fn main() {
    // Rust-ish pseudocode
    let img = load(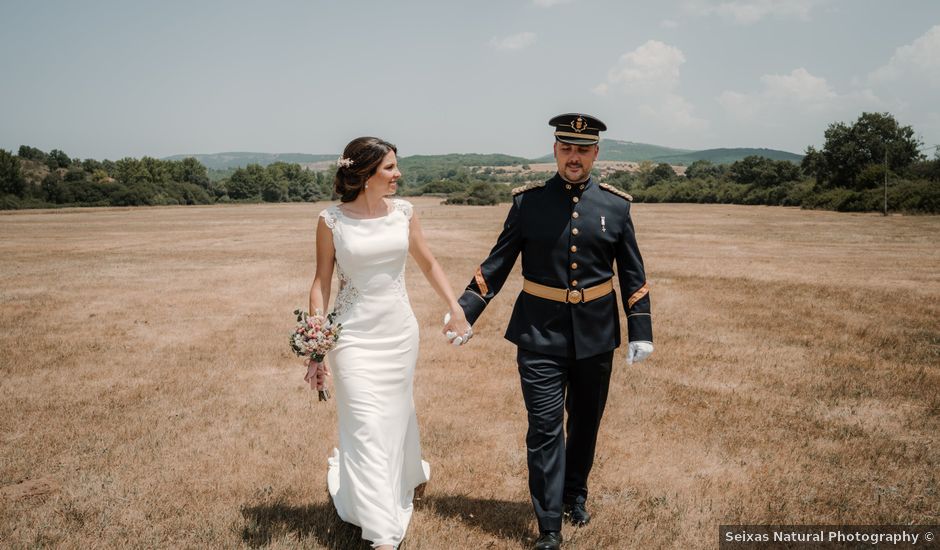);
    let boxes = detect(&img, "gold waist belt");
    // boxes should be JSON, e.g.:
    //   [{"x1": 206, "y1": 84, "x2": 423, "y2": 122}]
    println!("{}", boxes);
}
[{"x1": 522, "y1": 278, "x2": 613, "y2": 304}]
